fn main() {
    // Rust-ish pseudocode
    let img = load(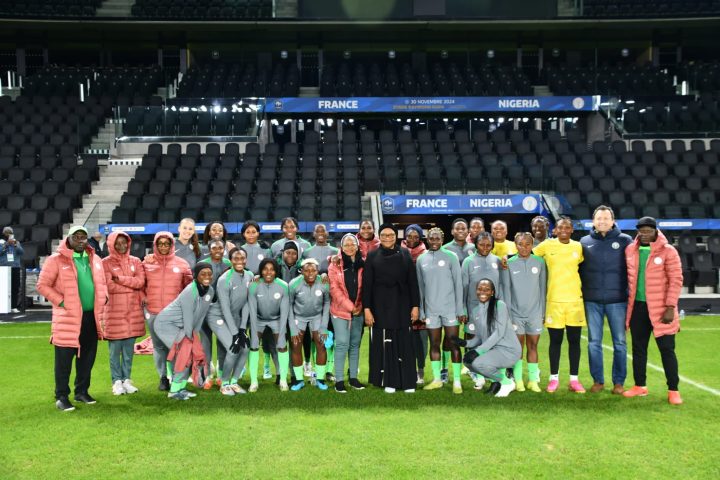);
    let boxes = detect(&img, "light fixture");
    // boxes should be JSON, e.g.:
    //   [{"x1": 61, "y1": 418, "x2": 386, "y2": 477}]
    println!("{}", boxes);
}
[
  {"x1": 280, "y1": 50, "x2": 288, "y2": 59},
  {"x1": 487, "y1": 49, "x2": 495, "y2": 59},
  {"x1": 440, "y1": 50, "x2": 448, "y2": 59},
  {"x1": 388, "y1": 50, "x2": 396, "y2": 59},
  {"x1": 343, "y1": 50, "x2": 351, "y2": 60},
  {"x1": 621, "y1": 48, "x2": 629, "y2": 57},
  {"x1": 551, "y1": 48, "x2": 560, "y2": 57}
]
